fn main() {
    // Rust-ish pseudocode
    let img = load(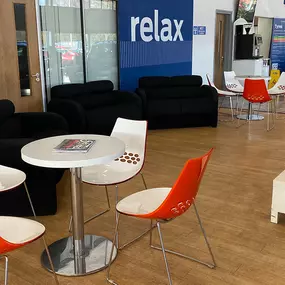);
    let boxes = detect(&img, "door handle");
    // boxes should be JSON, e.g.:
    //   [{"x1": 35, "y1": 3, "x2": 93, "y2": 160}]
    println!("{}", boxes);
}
[{"x1": 31, "y1": 73, "x2": 40, "y2": 82}]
